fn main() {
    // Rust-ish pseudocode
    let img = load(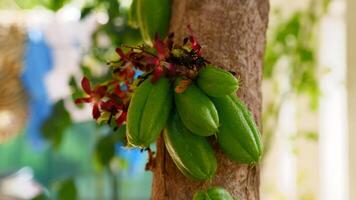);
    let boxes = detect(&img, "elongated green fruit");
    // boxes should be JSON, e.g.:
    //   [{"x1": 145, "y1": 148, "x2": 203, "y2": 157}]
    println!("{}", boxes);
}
[
  {"x1": 163, "y1": 113, "x2": 217, "y2": 180},
  {"x1": 127, "y1": 77, "x2": 172, "y2": 148},
  {"x1": 197, "y1": 65, "x2": 239, "y2": 97},
  {"x1": 137, "y1": 0, "x2": 171, "y2": 46},
  {"x1": 211, "y1": 94, "x2": 262, "y2": 163},
  {"x1": 174, "y1": 81, "x2": 219, "y2": 136},
  {"x1": 193, "y1": 187, "x2": 236, "y2": 200}
]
